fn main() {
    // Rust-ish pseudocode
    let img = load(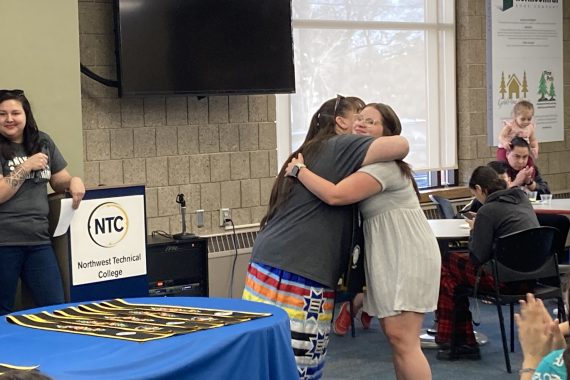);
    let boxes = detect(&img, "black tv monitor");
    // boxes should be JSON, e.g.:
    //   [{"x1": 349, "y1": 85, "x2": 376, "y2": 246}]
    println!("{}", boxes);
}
[{"x1": 114, "y1": 0, "x2": 295, "y2": 97}]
